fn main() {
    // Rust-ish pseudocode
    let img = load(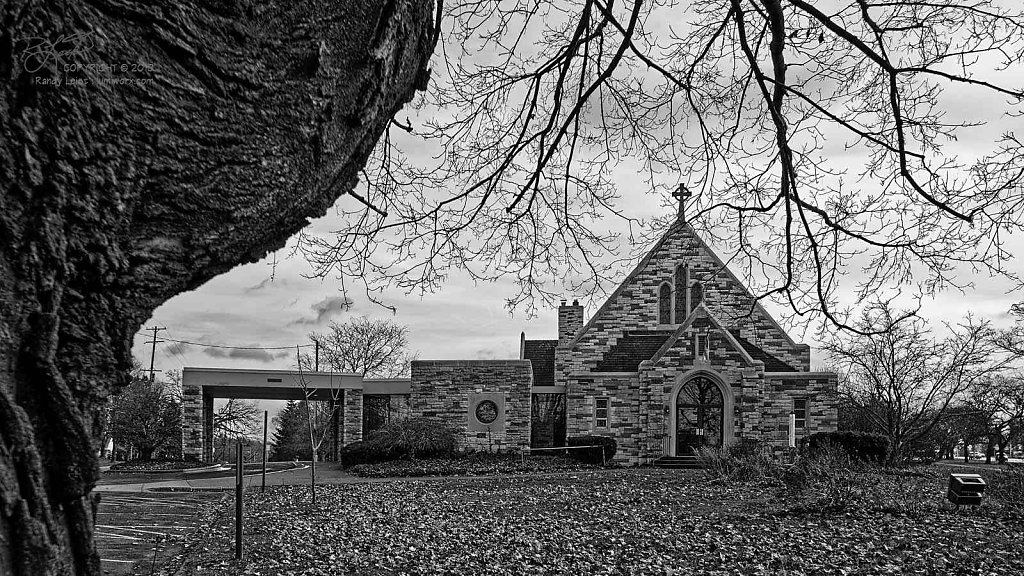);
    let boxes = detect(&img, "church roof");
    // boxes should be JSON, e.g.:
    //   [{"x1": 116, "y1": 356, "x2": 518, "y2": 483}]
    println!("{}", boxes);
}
[
  {"x1": 523, "y1": 339, "x2": 557, "y2": 387},
  {"x1": 594, "y1": 330, "x2": 676, "y2": 372},
  {"x1": 732, "y1": 335, "x2": 797, "y2": 372}
]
